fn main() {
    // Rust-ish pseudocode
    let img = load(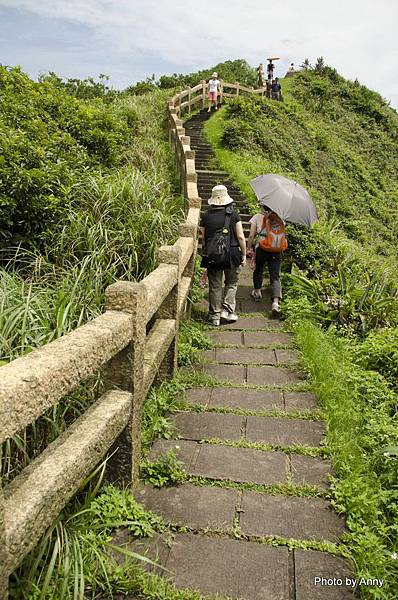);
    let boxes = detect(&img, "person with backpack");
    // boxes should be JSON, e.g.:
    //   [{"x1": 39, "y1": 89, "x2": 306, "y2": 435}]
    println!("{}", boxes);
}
[
  {"x1": 246, "y1": 205, "x2": 287, "y2": 315},
  {"x1": 271, "y1": 79, "x2": 281, "y2": 100},
  {"x1": 200, "y1": 185, "x2": 246, "y2": 326}
]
